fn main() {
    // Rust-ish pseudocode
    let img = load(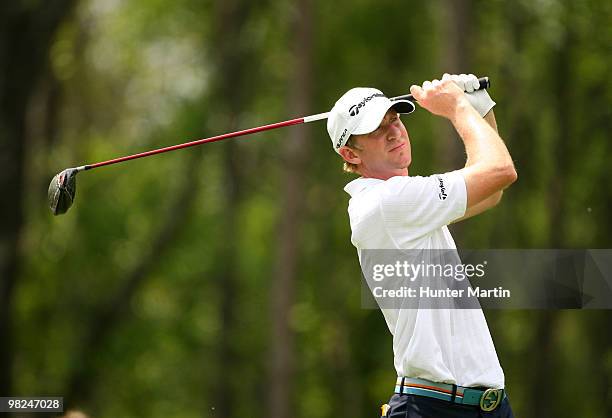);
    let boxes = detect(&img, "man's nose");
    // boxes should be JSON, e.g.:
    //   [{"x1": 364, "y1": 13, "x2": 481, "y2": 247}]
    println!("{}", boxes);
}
[{"x1": 387, "y1": 124, "x2": 401, "y2": 141}]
